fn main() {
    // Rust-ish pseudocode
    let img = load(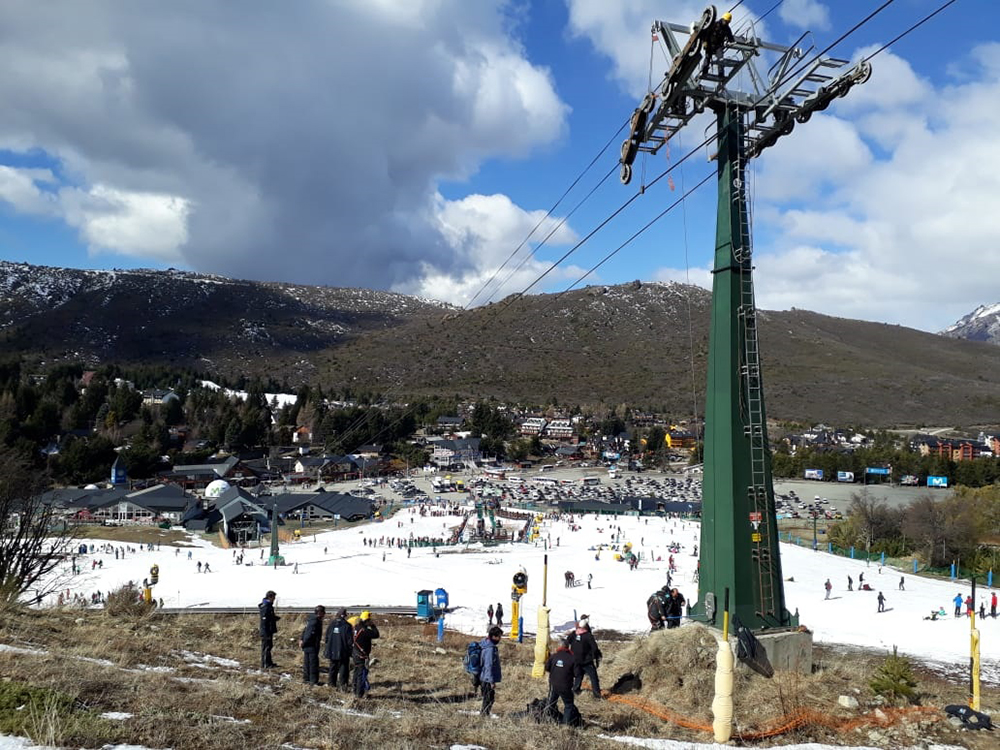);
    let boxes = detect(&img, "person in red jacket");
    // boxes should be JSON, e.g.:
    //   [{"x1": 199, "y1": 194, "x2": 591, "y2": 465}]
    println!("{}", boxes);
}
[{"x1": 991, "y1": 591, "x2": 998, "y2": 618}]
